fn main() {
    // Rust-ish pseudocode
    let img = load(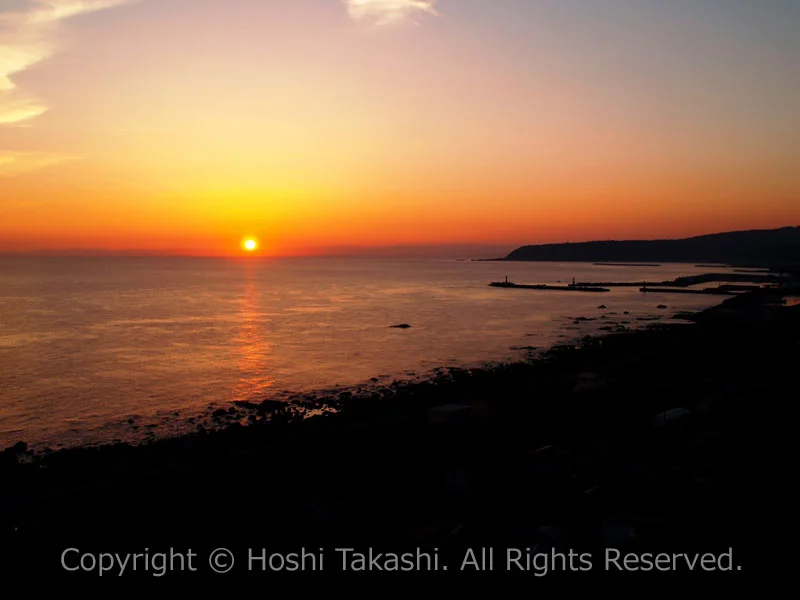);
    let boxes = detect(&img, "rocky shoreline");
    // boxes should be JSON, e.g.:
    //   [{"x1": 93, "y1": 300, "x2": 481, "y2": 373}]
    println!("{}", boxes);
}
[
  {"x1": 2, "y1": 288, "x2": 799, "y2": 596},
  {"x1": 6, "y1": 296, "x2": 705, "y2": 454}
]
